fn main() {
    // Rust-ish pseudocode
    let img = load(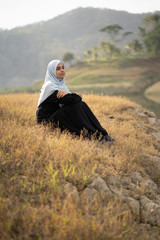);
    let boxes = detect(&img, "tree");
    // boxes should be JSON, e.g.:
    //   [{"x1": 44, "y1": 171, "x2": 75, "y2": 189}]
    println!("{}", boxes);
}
[
  {"x1": 138, "y1": 27, "x2": 146, "y2": 39},
  {"x1": 143, "y1": 14, "x2": 160, "y2": 27},
  {"x1": 92, "y1": 46, "x2": 98, "y2": 61},
  {"x1": 62, "y1": 52, "x2": 74, "y2": 64},
  {"x1": 121, "y1": 31, "x2": 133, "y2": 41},
  {"x1": 126, "y1": 39, "x2": 143, "y2": 55},
  {"x1": 99, "y1": 41, "x2": 121, "y2": 57},
  {"x1": 84, "y1": 49, "x2": 92, "y2": 60},
  {"x1": 142, "y1": 14, "x2": 160, "y2": 55},
  {"x1": 100, "y1": 24, "x2": 123, "y2": 43},
  {"x1": 144, "y1": 24, "x2": 160, "y2": 55},
  {"x1": 99, "y1": 41, "x2": 107, "y2": 57},
  {"x1": 100, "y1": 24, "x2": 133, "y2": 48}
]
